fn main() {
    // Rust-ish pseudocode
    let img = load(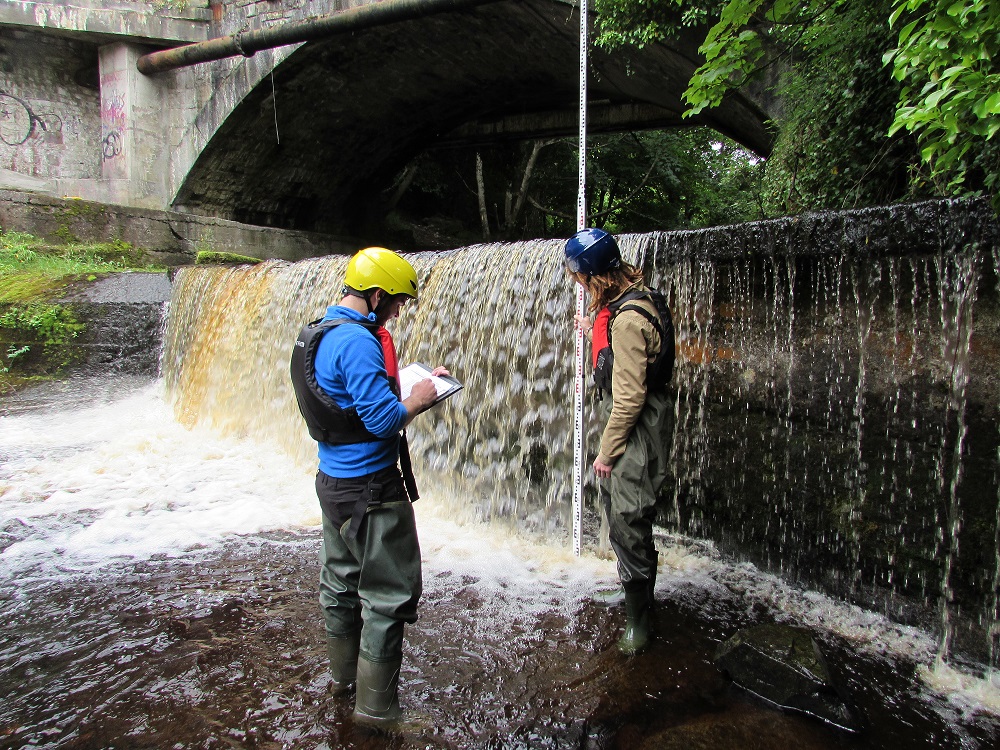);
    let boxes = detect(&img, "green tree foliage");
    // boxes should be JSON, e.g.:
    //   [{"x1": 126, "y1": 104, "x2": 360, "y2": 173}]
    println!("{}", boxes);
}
[
  {"x1": 883, "y1": 0, "x2": 1000, "y2": 204},
  {"x1": 592, "y1": 0, "x2": 723, "y2": 50},
  {"x1": 760, "y1": 1, "x2": 917, "y2": 212},
  {"x1": 391, "y1": 128, "x2": 762, "y2": 245},
  {"x1": 594, "y1": 0, "x2": 999, "y2": 210},
  {"x1": 568, "y1": 129, "x2": 763, "y2": 232}
]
